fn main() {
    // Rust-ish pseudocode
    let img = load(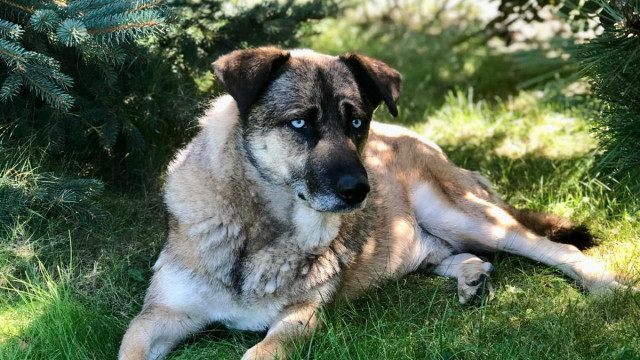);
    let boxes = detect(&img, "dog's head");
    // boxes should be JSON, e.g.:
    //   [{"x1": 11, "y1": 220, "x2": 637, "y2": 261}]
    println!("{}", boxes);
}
[{"x1": 213, "y1": 47, "x2": 402, "y2": 213}]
